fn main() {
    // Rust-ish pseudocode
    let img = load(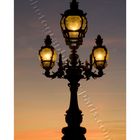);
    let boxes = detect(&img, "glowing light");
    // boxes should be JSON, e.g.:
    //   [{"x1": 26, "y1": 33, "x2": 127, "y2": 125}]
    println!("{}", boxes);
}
[
  {"x1": 66, "y1": 16, "x2": 82, "y2": 31},
  {"x1": 69, "y1": 32, "x2": 79, "y2": 38},
  {"x1": 39, "y1": 47, "x2": 57, "y2": 69},
  {"x1": 93, "y1": 48, "x2": 107, "y2": 61},
  {"x1": 96, "y1": 53, "x2": 104, "y2": 60},
  {"x1": 43, "y1": 53, "x2": 52, "y2": 60}
]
